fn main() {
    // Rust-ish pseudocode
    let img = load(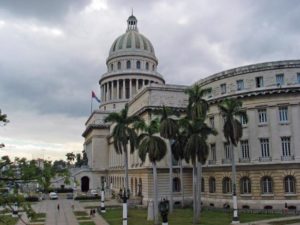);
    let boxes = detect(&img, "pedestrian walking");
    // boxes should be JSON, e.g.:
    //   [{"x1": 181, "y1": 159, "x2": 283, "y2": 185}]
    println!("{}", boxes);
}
[{"x1": 57, "y1": 204, "x2": 60, "y2": 212}]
